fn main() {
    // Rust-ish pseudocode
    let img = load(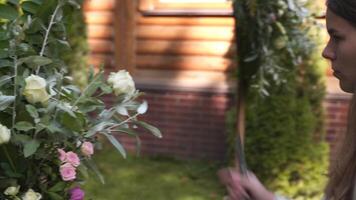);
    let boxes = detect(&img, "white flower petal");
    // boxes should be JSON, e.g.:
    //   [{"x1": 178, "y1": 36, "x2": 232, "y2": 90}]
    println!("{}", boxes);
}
[{"x1": 137, "y1": 101, "x2": 148, "y2": 114}]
